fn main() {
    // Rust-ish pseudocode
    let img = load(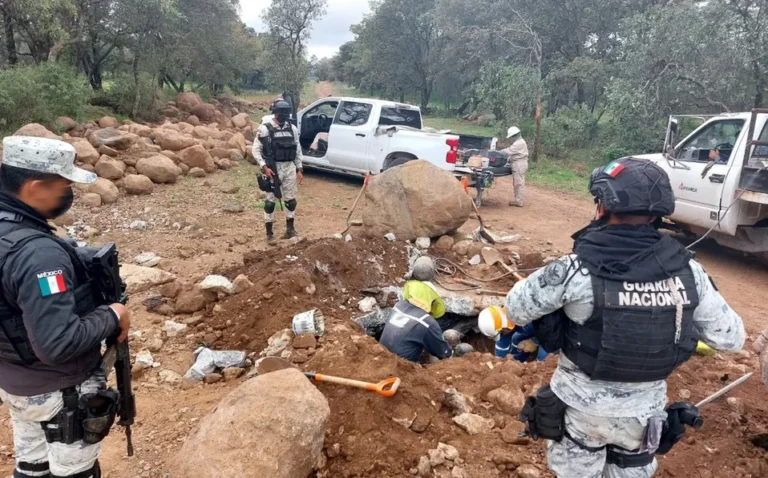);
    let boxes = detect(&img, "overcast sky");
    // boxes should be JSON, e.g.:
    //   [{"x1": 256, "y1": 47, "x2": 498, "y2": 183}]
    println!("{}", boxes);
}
[{"x1": 241, "y1": 0, "x2": 370, "y2": 59}]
